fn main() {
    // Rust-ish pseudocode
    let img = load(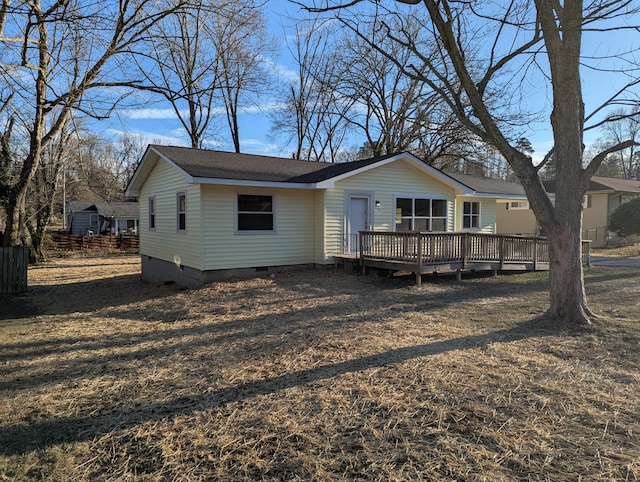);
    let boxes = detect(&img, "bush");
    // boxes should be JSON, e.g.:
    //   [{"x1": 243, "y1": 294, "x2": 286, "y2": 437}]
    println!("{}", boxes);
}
[{"x1": 609, "y1": 196, "x2": 640, "y2": 236}]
